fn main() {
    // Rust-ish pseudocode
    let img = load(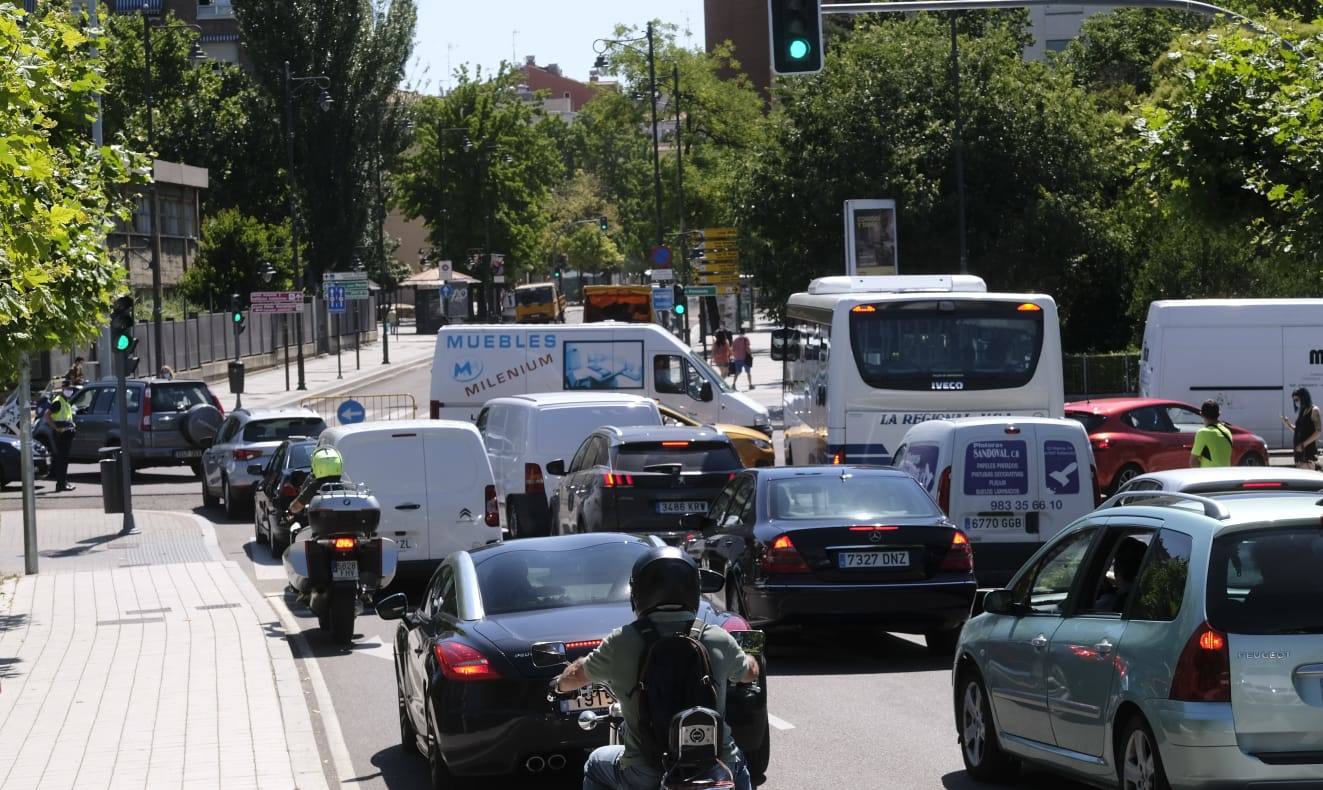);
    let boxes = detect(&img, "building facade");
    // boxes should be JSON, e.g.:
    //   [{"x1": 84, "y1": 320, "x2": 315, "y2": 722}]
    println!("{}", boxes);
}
[
  {"x1": 109, "y1": 0, "x2": 243, "y2": 64},
  {"x1": 109, "y1": 160, "x2": 209, "y2": 291}
]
